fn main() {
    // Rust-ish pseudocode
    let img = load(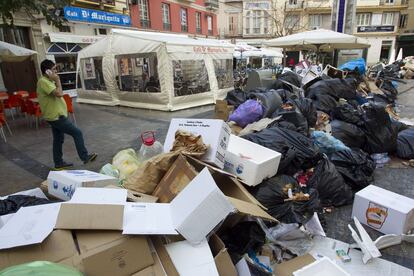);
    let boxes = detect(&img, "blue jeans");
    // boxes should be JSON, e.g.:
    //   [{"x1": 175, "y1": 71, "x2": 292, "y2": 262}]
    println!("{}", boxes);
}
[{"x1": 48, "y1": 116, "x2": 88, "y2": 166}]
